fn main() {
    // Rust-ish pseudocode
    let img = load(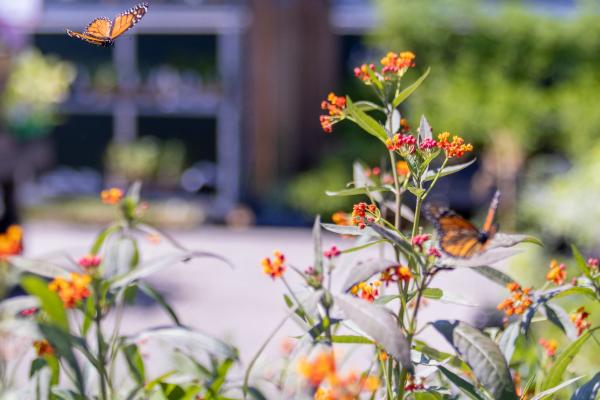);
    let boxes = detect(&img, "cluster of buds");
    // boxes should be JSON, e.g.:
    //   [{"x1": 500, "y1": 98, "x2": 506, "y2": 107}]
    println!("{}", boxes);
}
[
  {"x1": 386, "y1": 133, "x2": 416, "y2": 153},
  {"x1": 588, "y1": 257, "x2": 599, "y2": 272},
  {"x1": 404, "y1": 376, "x2": 426, "y2": 392},
  {"x1": 304, "y1": 266, "x2": 323, "y2": 288},
  {"x1": 539, "y1": 338, "x2": 558, "y2": 357},
  {"x1": 350, "y1": 281, "x2": 381, "y2": 303},
  {"x1": 48, "y1": 273, "x2": 91, "y2": 308},
  {"x1": 419, "y1": 138, "x2": 438, "y2": 151},
  {"x1": 323, "y1": 246, "x2": 341, "y2": 259},
  {"x1": 497, "y1": 282, "x2": 533, "y2": 316},
  {"x1": 546, "y1": 260, "x2": 566, "y2": 285},
  {"x1": 320, "y1": 93, "x2": 347, "y2": 133},
  {"x1": 0, "y1": 225, "x2": 23, "y2": 258},
  {"x1": 101, "y1": 188, "x2": 124, "y2": 205},
  {"x1": 570, "y1": 307, "x2": 591, "y2": 336},
  {"x1": 437, "y1": 132, "x2": 473, "y2": 159},
  {"x1": 353, "y1": 63, "x2": 377, "y2": 84},
  {"x1": 381, "y1": 51, "x2": 416, "y2": 75},
  {"x1": 380, "y1": 265, "x2": 412, "y2": 286},
  {"x1": 261, "y1": 251, "x2": 286, "y2": 280},
  {"x1": 411, "y1": 234, "x2": 431, "y2": 251},
  {"x1": 351, "y1": 202, "x2": 377, "y2": 229},
  {"x1": 364, "y1": 166, "x2": 381, "y2": 177},
  {"x1": 78, "y1": 254, "x2": 101, "y2": 272}
]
